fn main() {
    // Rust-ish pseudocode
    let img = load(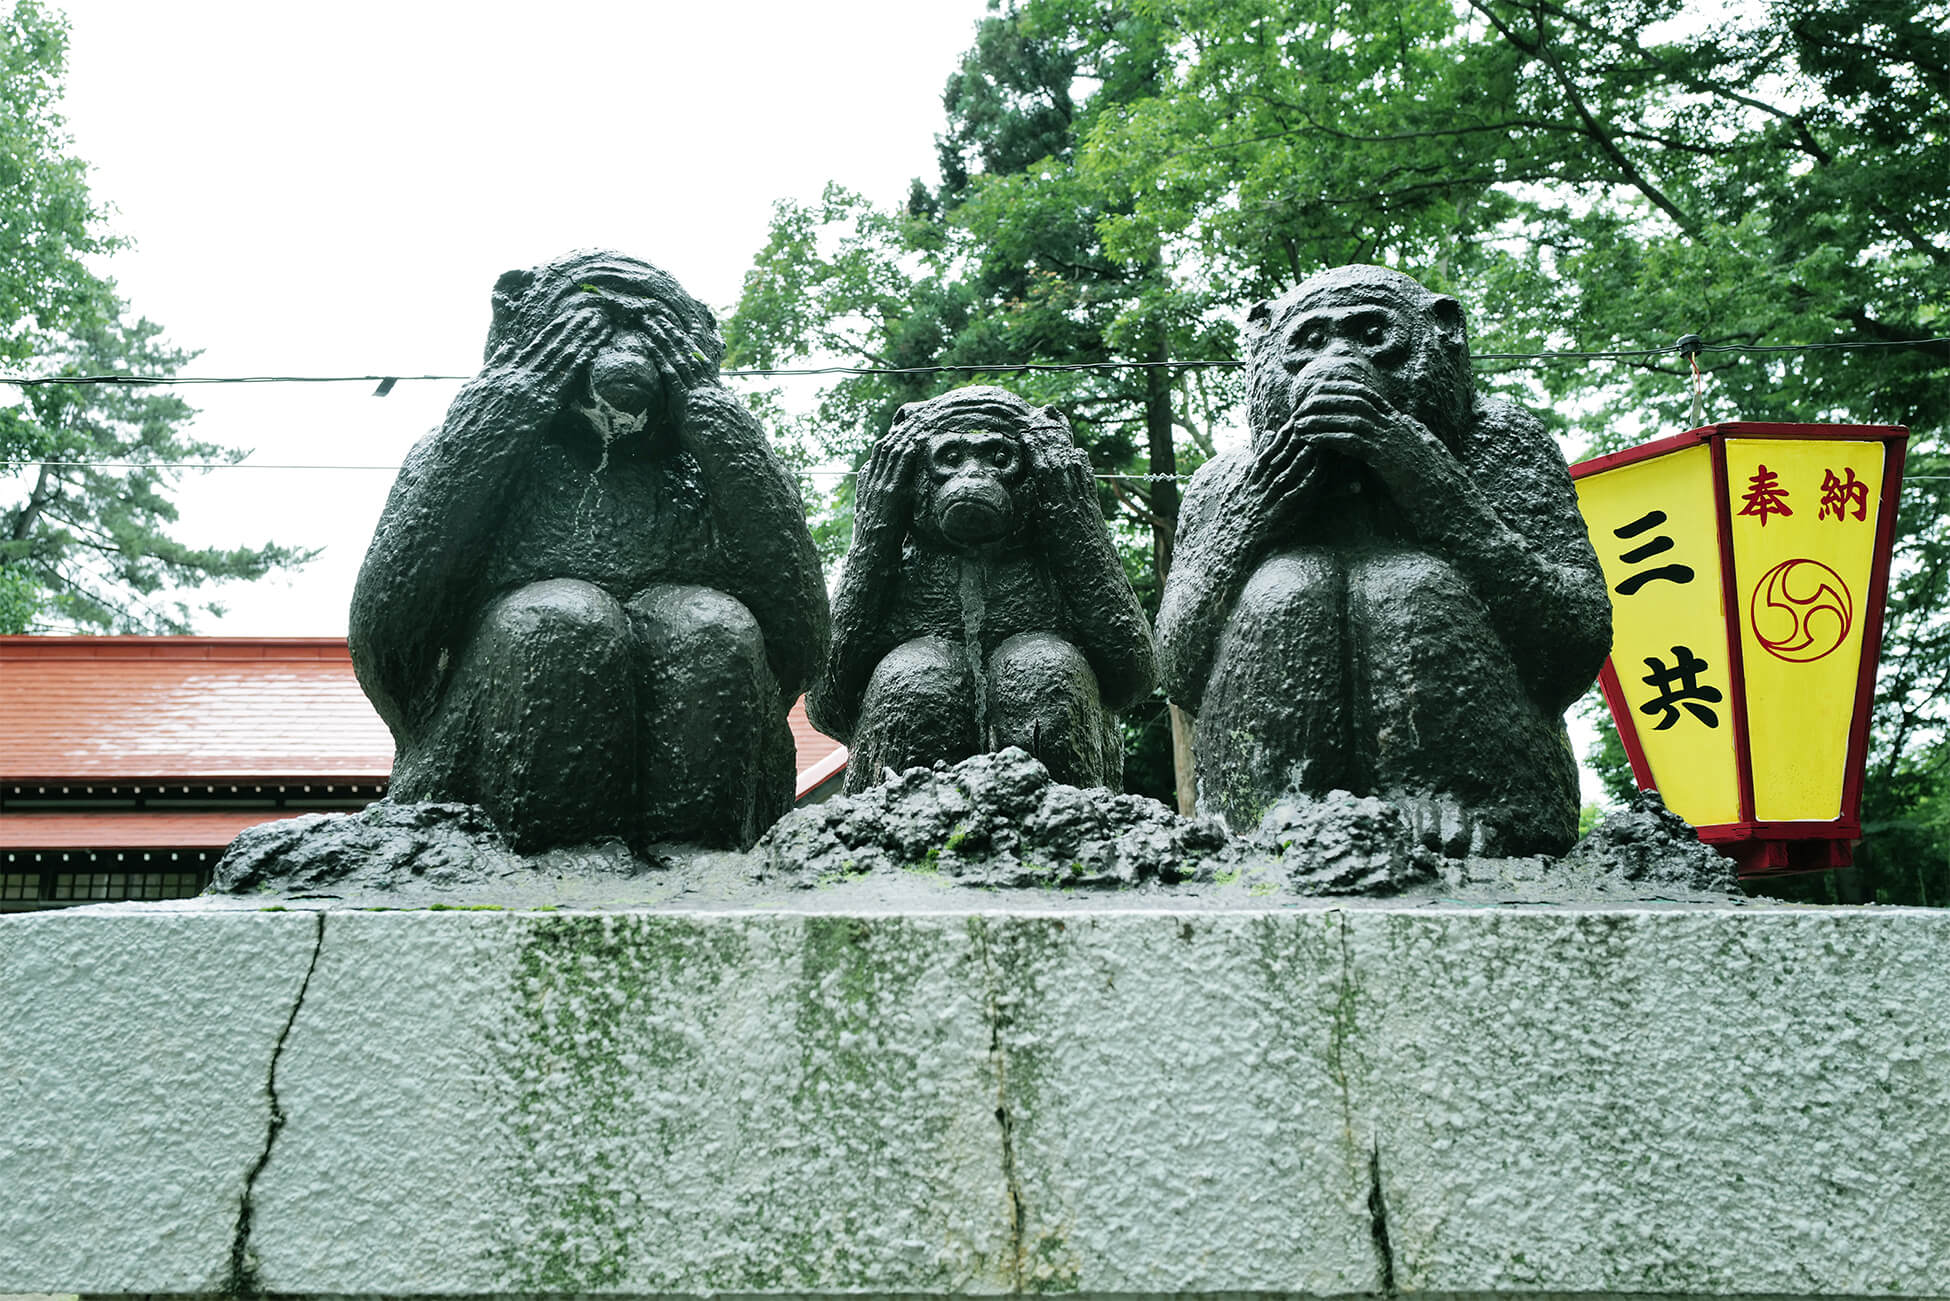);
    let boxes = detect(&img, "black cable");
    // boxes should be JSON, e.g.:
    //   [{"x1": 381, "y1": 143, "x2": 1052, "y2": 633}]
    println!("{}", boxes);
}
[
  {"x1": 0, "y1": 459, "x2": 1205, "y2": 481},
  {"x1": 2, "y1": 334, "x2": 1945, "y2": 388},
  {"x1": 8, "y1": 461, "x2": 1945, "y2": 490}
]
